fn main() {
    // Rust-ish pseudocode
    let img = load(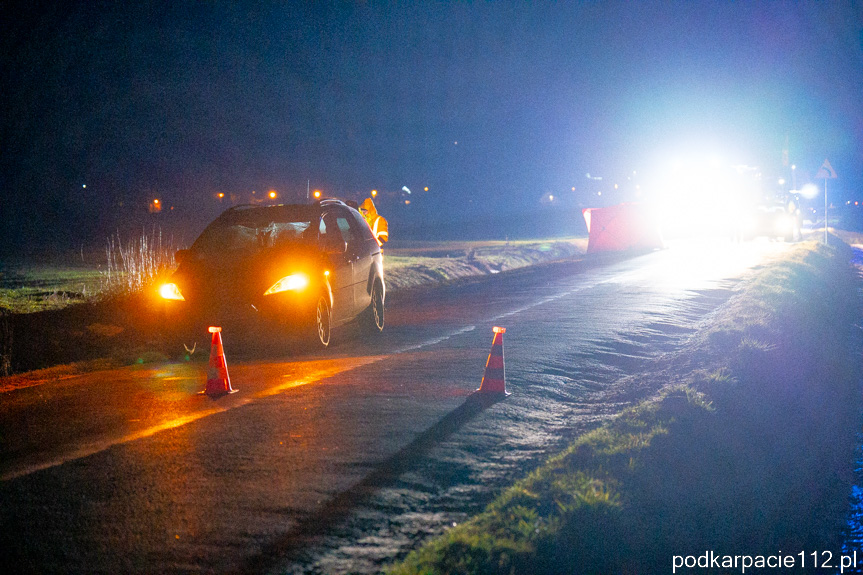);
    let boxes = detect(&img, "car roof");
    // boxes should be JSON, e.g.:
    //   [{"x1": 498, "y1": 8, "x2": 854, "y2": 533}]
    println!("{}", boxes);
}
[{"x1": 214, "y1": 199, "x2": 355, "y2": 226}]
